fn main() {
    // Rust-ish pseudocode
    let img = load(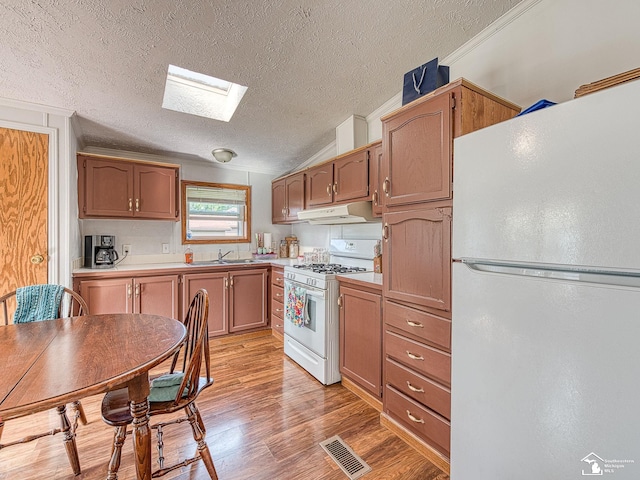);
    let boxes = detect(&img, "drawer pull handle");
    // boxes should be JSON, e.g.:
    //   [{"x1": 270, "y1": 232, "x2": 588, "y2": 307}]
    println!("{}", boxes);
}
[
  {"x1": 406, "y1": 410, "x2": 425, "y2": 424},
  {"x1": 406, "y1": 351, "x2": 424, "y2": 361},
  {"x1": 406, "y1": 320, "x2": 424, "y2": 328},
  {"x1": 372, "y1": 191, "x2": 378, "y2": 205},
  {"x1": 275, "y1": 308, "x2": 283, "y2": 313},
  {"x1": 326, "y1": 184, "x2": 332, "y2": 196},
  {"x1": 383, "y1": 177, "x2": 390, "y2": 195},
  {"x1": 276, "y1": 293, "x2": 283, "y2": 297},
  {"x1": 407, "y1": 382, "x2": 425, "y2": 393}
]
